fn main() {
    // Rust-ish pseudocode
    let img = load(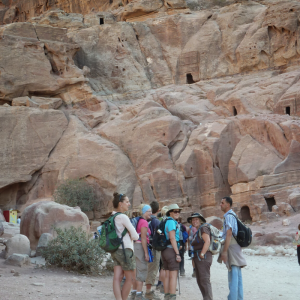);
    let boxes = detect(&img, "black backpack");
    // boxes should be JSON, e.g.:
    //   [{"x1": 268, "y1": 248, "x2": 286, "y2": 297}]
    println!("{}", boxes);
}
[
  {"x1": 228, "y1": 213, "x2": 252, "y2": 248},
  {"x1": 152, "y1": 217, "x2": 173, "y2": 251}
]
